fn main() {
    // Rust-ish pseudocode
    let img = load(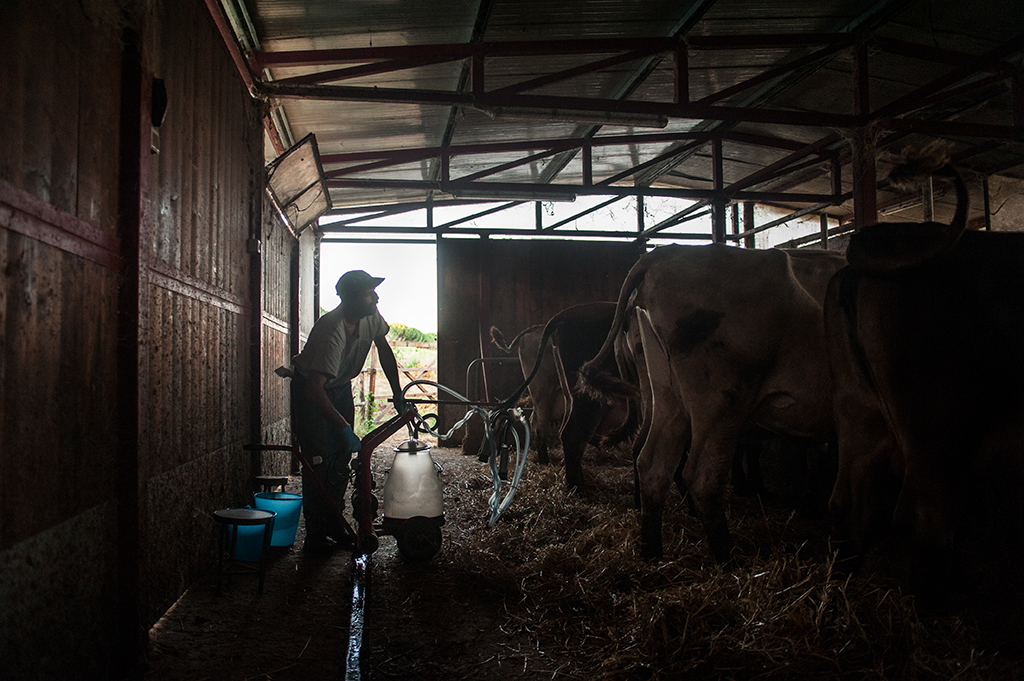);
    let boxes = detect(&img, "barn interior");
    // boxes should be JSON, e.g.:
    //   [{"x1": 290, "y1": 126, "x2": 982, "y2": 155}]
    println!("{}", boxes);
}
[{"x1": 3, "y1": 0, "x2": 1024, "y2": 679}]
